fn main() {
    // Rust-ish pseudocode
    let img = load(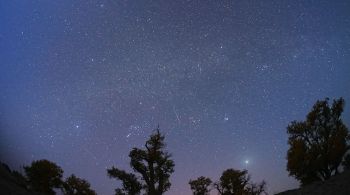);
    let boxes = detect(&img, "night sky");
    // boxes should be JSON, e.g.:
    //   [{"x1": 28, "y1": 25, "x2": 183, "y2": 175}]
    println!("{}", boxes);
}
[{"x1": 1, "y1": 0, "x2": 350, "y2": 194}]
